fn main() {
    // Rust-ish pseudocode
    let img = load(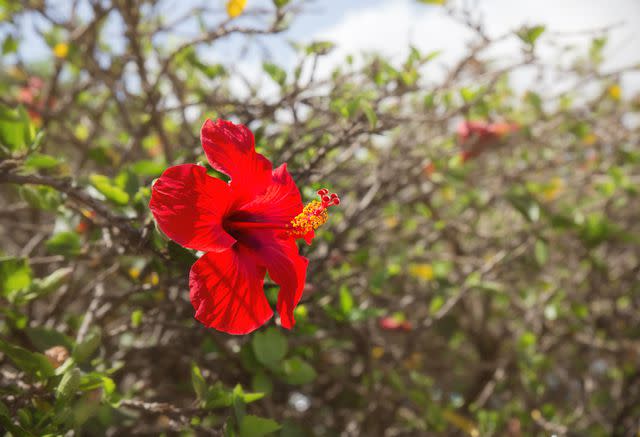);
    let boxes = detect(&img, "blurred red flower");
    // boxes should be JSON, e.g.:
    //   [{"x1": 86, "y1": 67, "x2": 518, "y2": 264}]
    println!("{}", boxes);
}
[
  {"x1": 17, "y1": 77, "x2": 55, "y2": 124},
  {"x1": 379, "y1": 316, "x2": 413, "y2": 332},
  {"x1": 457, "y1": 120, "x2": 520, "y2": 162},
  {"x1": 150, "y1": 119, "x2": 339, "y2": 335}
]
